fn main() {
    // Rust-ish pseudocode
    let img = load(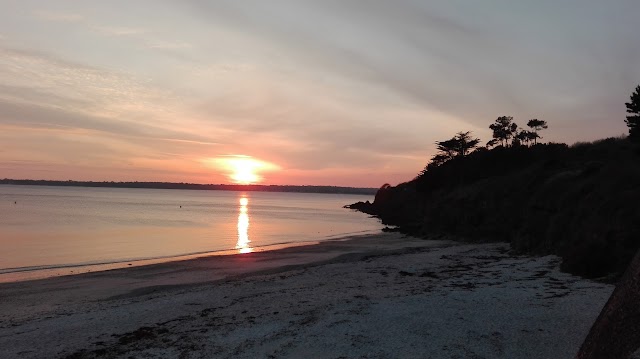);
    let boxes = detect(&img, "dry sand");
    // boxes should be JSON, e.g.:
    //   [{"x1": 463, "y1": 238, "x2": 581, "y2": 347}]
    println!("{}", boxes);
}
[{"x1": 0, "y1": 233, "x2": 613, "y2": 359}]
